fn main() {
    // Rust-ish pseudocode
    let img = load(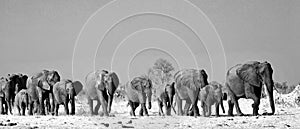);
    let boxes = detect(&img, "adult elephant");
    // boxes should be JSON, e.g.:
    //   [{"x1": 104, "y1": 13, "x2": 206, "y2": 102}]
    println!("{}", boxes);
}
[
  {"x1": 26, "y1": 70, "x2": 60, "y2": 115},
  {"x1": 174, "y1": 69, "x2": 209, "y2": 117},
  {"x1": 53, "y1": 80, "x2": 83, "y2": 116},
  {"x1": 226, "y1": 61, "x2": 275, "y2": 116},
  {"x1": 0, "y1": 74, "x2": 28, "y2": 115},
  {"x1": 125, "y1": 76, "x2": 152, "y2": 116},
  {"x1": 84, "y1": 70, "x2": 119, "y2": 116}
]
